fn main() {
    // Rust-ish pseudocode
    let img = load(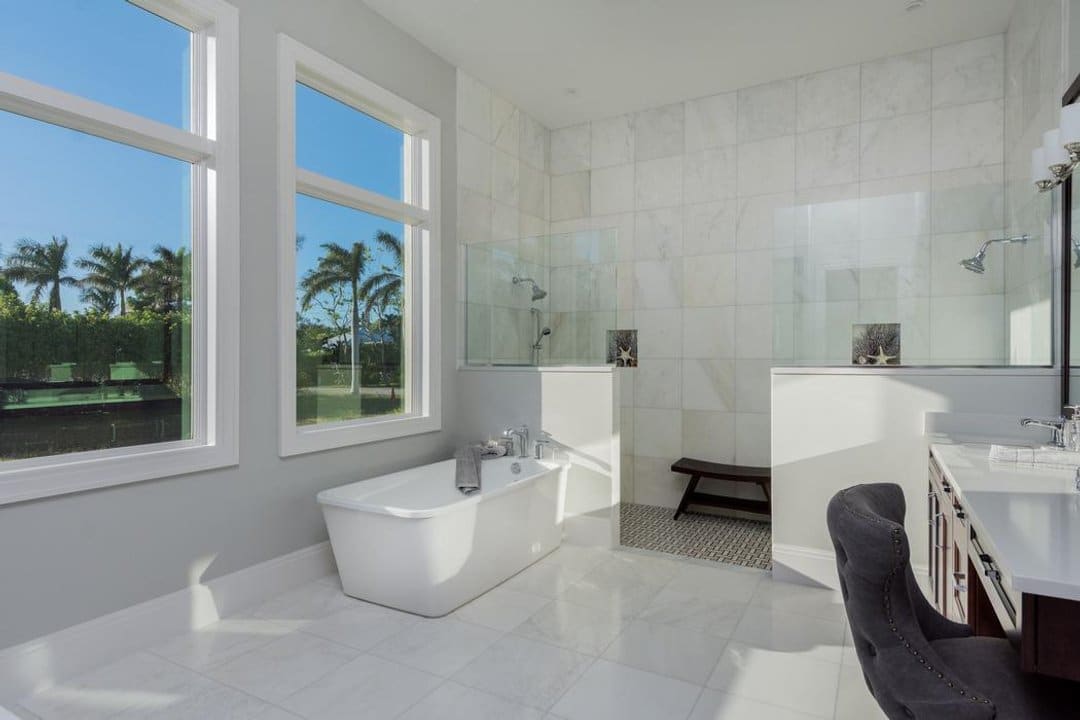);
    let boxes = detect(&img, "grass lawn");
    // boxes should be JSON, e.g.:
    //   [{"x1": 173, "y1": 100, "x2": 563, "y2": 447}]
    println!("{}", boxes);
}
[{"x1": 296, "y1": 385, "x2": 403, "y2": 425}]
